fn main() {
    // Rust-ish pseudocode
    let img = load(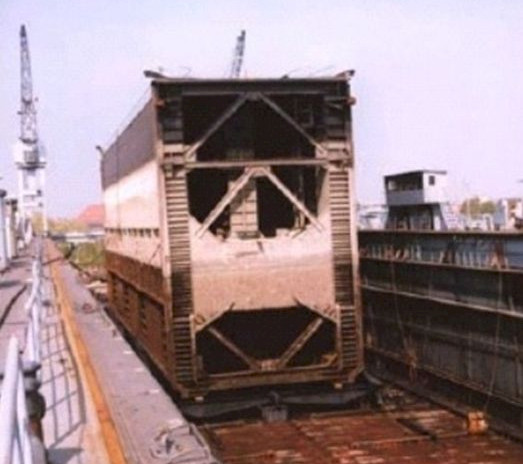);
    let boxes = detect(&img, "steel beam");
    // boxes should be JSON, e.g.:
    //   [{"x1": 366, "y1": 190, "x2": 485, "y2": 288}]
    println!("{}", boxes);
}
[
  {"x1": 207, "y1": 326, "x2": 260, "y2": 371},
  {"x1": 276, "y1": 317, "x2": 323, "y2": 368},
  {"x1": 260, "y1": 167, "x2": 323, "y2": 231}
]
